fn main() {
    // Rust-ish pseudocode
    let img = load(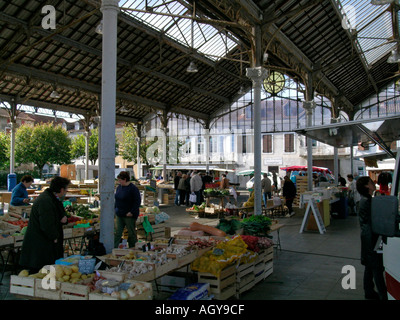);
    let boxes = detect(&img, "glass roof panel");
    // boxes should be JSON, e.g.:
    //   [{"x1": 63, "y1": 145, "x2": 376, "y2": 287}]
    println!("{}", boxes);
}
[
  {"x1": 119, "y1": 0, "x2": 239, "y2": 61},
  {"x1": 336, "y1": 0, "x2": 397, "y2": 66}
]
